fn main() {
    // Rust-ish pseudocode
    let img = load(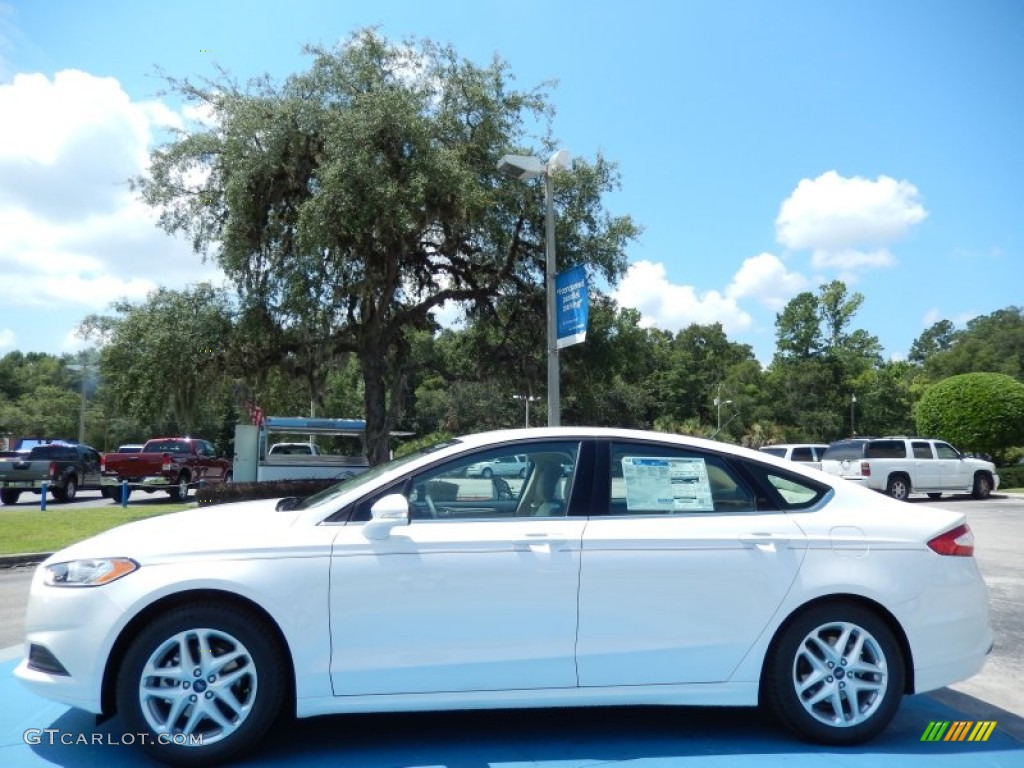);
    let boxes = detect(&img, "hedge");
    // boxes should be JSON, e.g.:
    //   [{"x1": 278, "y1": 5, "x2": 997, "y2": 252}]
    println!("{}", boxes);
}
[
  {"x1": 195, "y1": 478, "x2": 345, "y2": 507},
  {"x1": 998, "y1": 465, "x2": 1024, "y2": 490}
]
